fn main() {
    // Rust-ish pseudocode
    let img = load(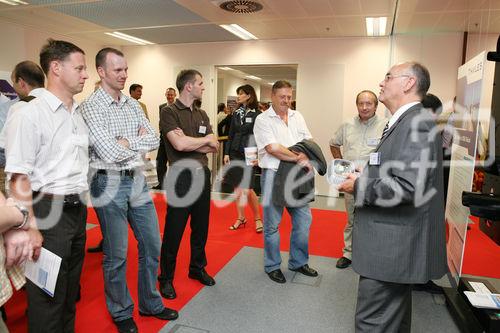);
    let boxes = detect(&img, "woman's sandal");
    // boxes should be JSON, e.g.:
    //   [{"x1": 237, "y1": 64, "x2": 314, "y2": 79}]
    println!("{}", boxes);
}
[
  {"x1": 229, "y1": 217, "x2": 247, "y2": 230},
  {"x1": 255, "y1": 218, "x2": 263, "y2": 233}
]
